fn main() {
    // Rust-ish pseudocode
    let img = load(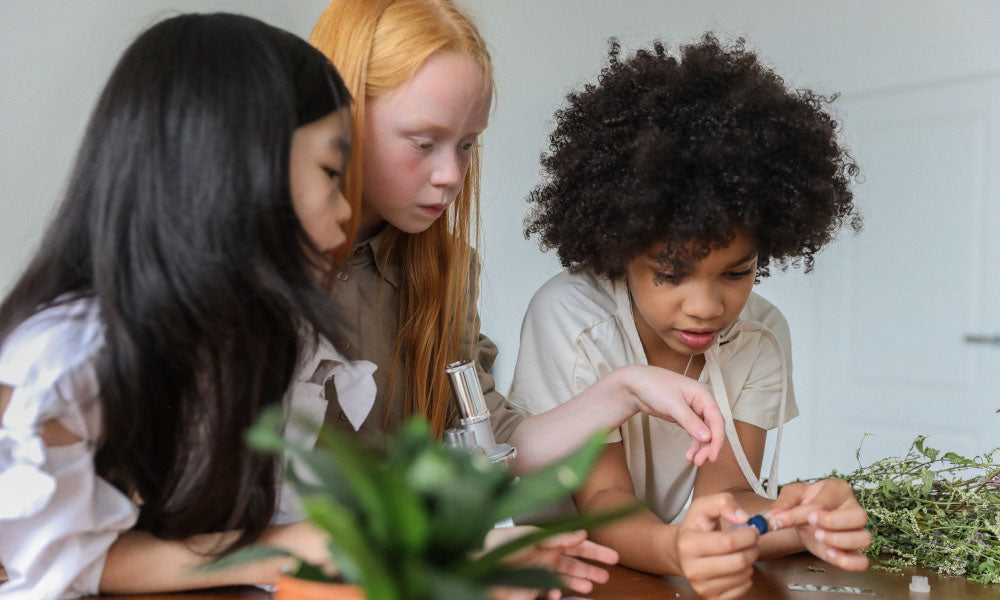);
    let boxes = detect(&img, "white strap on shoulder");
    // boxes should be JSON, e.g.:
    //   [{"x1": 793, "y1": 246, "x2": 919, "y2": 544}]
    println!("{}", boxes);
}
[
  {"x1": 761, "y1": 327, "x2": 788, "y2": 498},
  {"x1": 704, "y1": 326, "x2": 788, "y2": 499}
]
